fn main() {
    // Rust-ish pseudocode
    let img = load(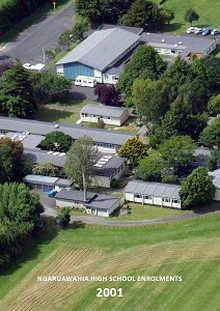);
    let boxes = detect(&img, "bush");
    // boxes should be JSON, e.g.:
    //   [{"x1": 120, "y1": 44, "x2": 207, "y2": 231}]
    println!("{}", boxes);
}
[
  {"x1": 59, "y1": 208, "x2": 71, "y2": 226},
  {"x1": 162, "y1": 175, "x2": 180, "y2": 184},
  {"x1": 110, "y1": 178, "x2": 120, "y2": 188}
]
